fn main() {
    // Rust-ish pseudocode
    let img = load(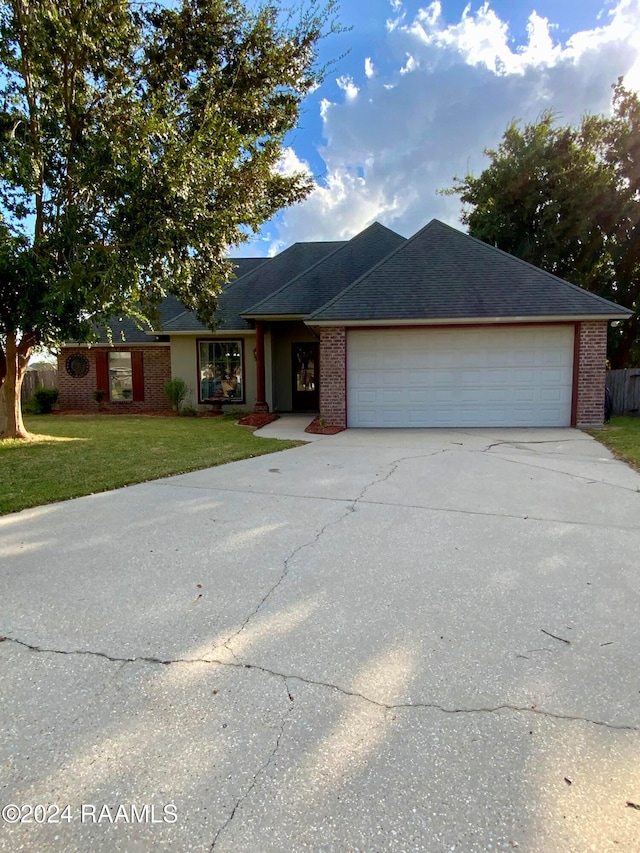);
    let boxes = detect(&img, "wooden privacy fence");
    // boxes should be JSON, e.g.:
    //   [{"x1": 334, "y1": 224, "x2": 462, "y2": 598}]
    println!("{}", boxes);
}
[
  {"x1": 21, "y1": 369, "x2": 58, "y2": 403},
  {"x1": 607, "y1": 368, "x2": 640, "y2": 416}
]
